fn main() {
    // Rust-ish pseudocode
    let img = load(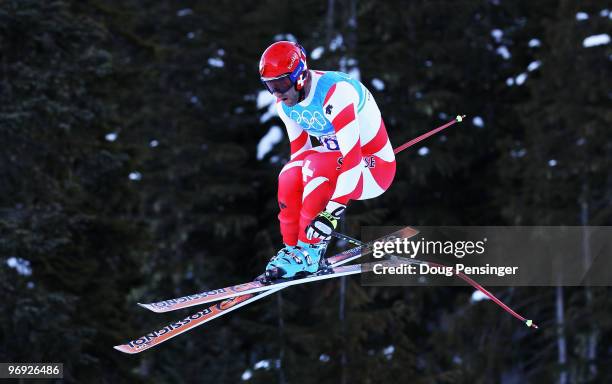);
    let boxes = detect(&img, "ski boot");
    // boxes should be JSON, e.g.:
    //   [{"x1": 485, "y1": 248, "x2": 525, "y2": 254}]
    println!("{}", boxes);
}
[{"x1": 264, "y1": 240, "x2": 327, "y2": 281}]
